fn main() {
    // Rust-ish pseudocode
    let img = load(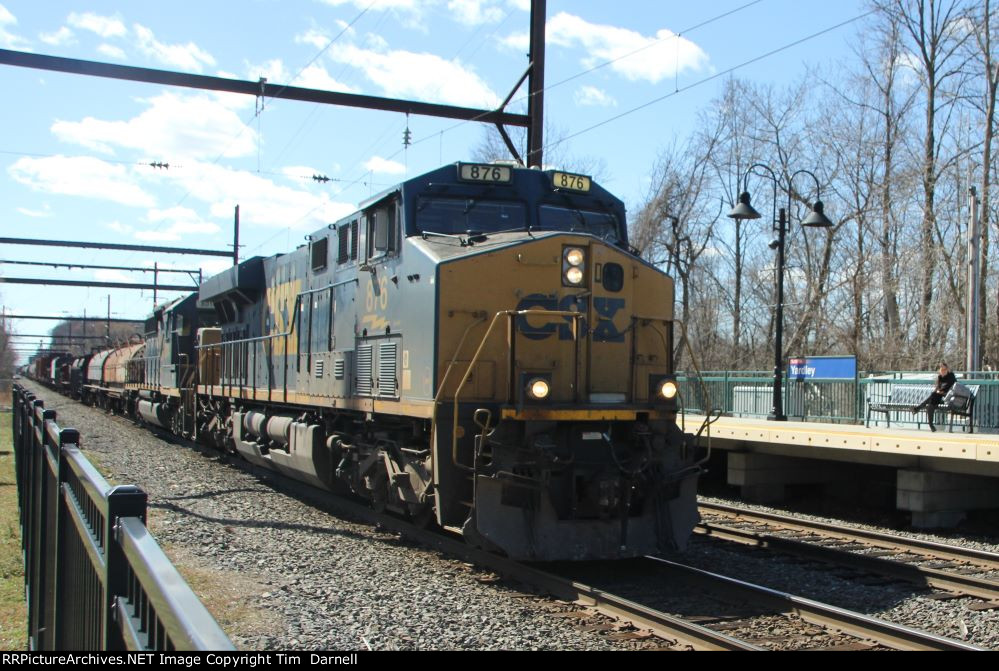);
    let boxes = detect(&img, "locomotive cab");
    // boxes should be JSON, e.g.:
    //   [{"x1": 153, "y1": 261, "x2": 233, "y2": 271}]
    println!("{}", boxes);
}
[{"x1": 420, "y1": 166, "x2": 701, "y2": 559}]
